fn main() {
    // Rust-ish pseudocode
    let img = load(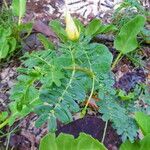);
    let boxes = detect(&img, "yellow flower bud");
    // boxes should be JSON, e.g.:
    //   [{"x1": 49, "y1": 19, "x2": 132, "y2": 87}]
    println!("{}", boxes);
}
[{"x1": 65, "y1": 10, "x2": 80, "y2": 41}]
